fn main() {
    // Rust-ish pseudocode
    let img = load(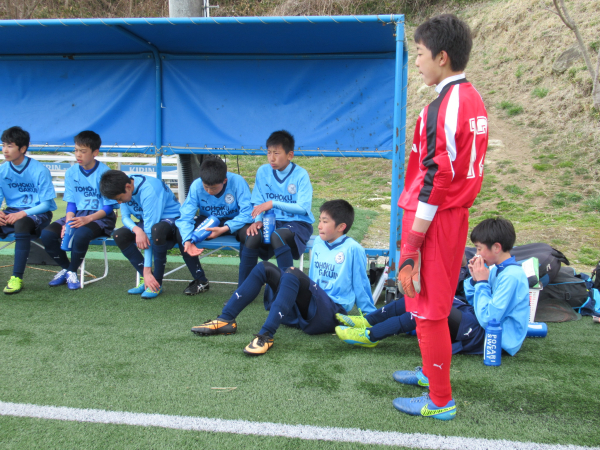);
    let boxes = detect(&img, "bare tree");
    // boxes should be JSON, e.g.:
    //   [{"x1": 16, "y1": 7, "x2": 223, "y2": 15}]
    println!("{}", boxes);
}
[
  {"x1": 5, "y1": 0, "x2": 42, "y2": 18},
  {"x1": 551, "y1": 0, "x2": 599, "y2": 110}
]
